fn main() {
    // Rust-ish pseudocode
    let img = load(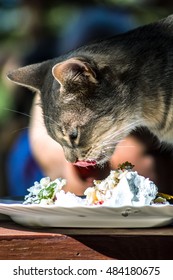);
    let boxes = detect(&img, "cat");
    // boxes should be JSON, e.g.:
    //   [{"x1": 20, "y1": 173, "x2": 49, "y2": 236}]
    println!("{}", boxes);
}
[{"x1": 7, "y1": 14, "x2": 173, "y2": 166}]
